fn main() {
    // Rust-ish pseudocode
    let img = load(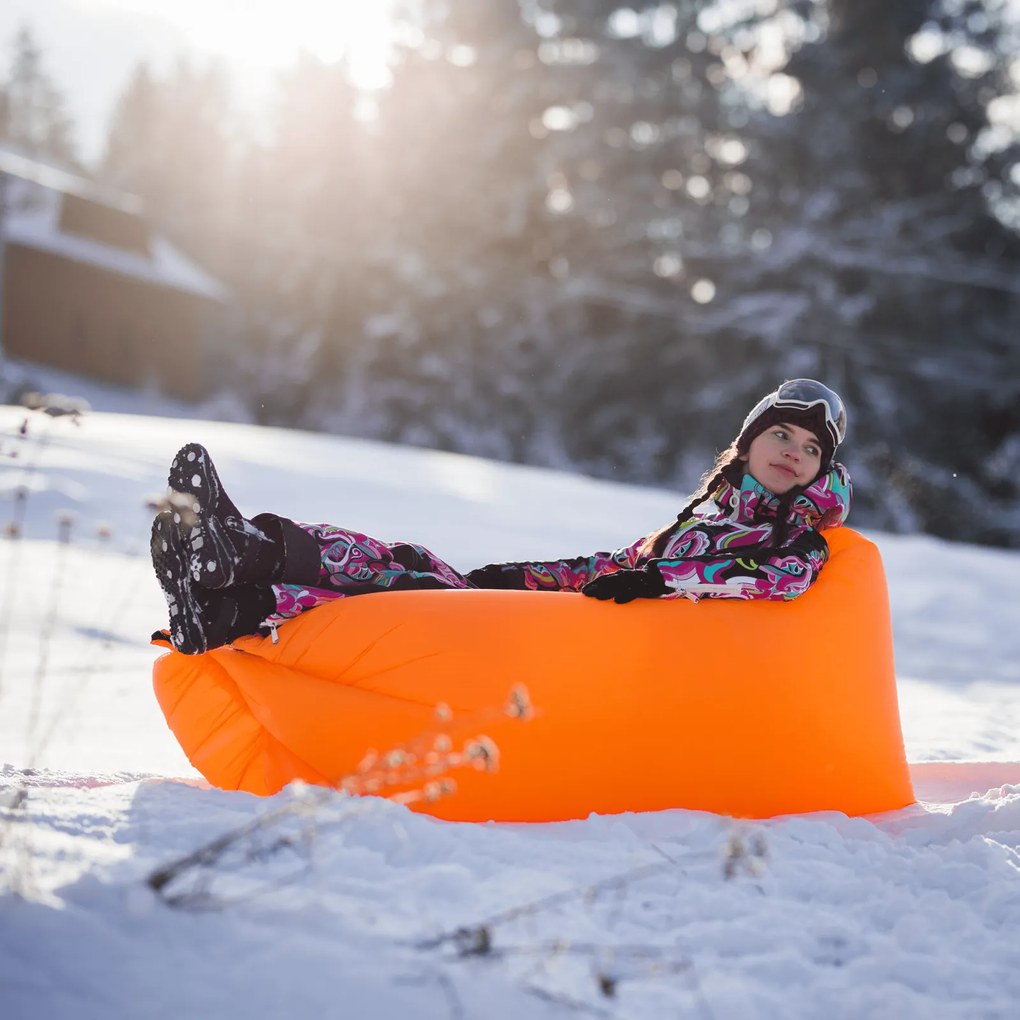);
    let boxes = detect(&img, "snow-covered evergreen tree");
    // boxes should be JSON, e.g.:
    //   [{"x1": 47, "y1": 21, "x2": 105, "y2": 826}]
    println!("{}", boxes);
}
[{"x1": 0, "y1": 26, "x2": 77, "y2": 165}]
